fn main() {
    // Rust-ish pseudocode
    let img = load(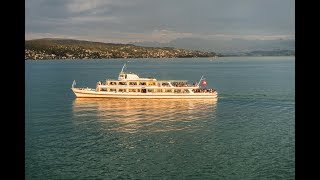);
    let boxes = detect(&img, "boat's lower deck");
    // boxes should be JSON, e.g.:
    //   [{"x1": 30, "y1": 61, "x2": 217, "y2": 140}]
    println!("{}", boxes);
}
[{"x1": 72, "y1": 88, "x2": 218, "y2": 99}]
